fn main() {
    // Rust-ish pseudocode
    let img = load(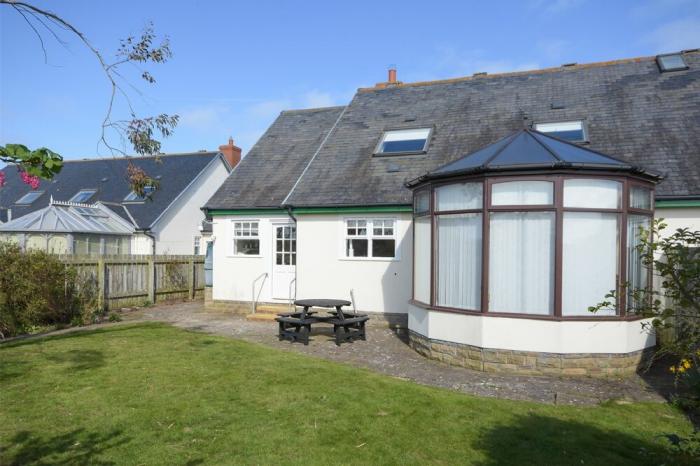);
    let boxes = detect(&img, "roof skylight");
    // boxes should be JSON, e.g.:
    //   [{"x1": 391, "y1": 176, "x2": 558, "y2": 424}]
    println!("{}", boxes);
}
[
  {"x1": 124, "y1": 185, "x2": 156, "y2": 202},
  {"x1": 375, "y1": 128, "x2": 431, "y2": 155},
  {"x1": 534, "y1": 121, "x2": 587, "y2": 143},
  {"x1": 15, "y1": 191, "x2": 44, "y2": 205},
  {"x1": 656, "y1": 53, "x2": 688, "y2": 72},
  {"x1": 70, "y1": 189, "x2": 97, "y2": 203}
]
